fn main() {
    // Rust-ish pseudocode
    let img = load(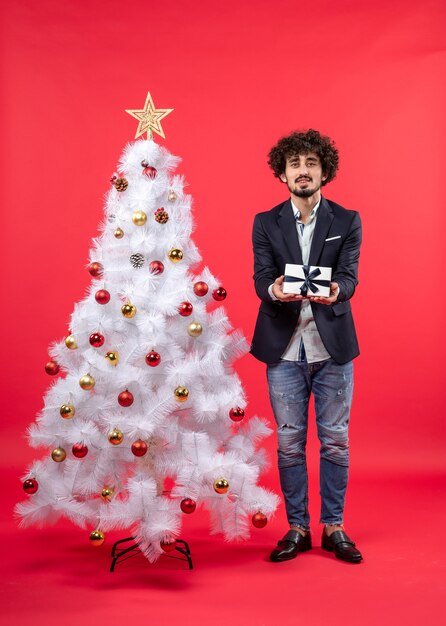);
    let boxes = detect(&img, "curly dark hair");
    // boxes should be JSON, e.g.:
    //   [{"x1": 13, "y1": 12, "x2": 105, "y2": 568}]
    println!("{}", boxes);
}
[{"x1": 268, "y1": 129, "x2": 339, "y2": 185}]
